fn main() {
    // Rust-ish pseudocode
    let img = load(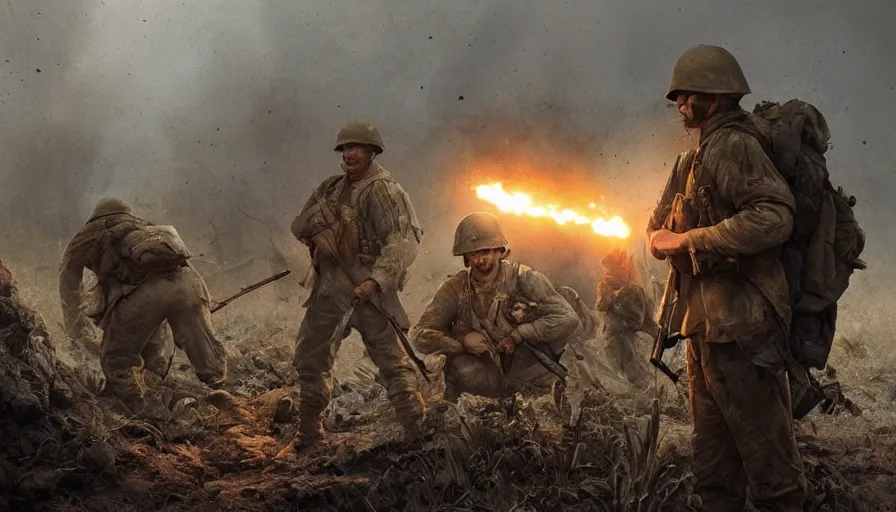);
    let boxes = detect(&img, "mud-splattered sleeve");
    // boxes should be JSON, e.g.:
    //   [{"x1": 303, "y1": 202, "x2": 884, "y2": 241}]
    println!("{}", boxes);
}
[
  {"x1": 511, "y1": 269, "x2": 581, "y2": 344},
  {"x1": 410, "y1": 280, "x2": 464, "y2": 355},
  {"x1": 687, "y1": 134, "x2": 796, "y2": 255},
  {"x1": 290, "y1": 178, "x2": 336, "y2": 242},
  {"x1": 58, "y1": 229, "x2": 90, "y2": 339},
  {"x1": 365, "y1": 180, "x2": 423, "y2": 293}
]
